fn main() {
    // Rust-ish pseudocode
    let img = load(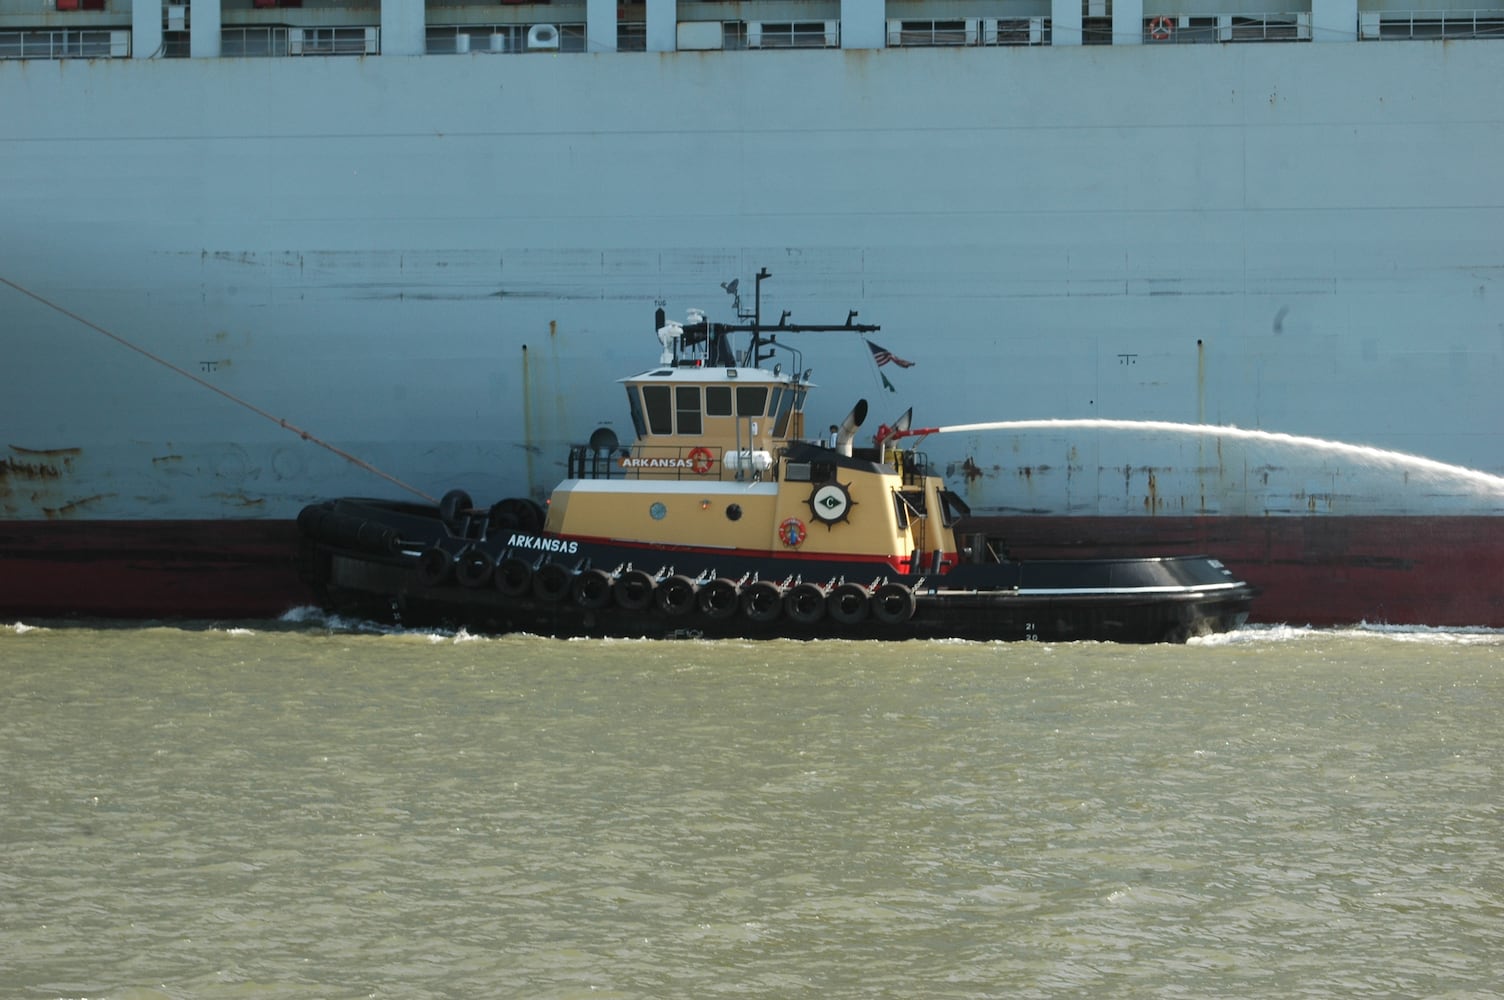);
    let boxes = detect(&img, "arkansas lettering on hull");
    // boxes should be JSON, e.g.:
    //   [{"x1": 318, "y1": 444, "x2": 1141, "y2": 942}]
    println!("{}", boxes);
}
[
  {"x1": 507, "y1": 533, "x2": 579, "y2": 555},
  {"x1": 620, "y1": 457, "x2": 688, "y2": 468}
]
